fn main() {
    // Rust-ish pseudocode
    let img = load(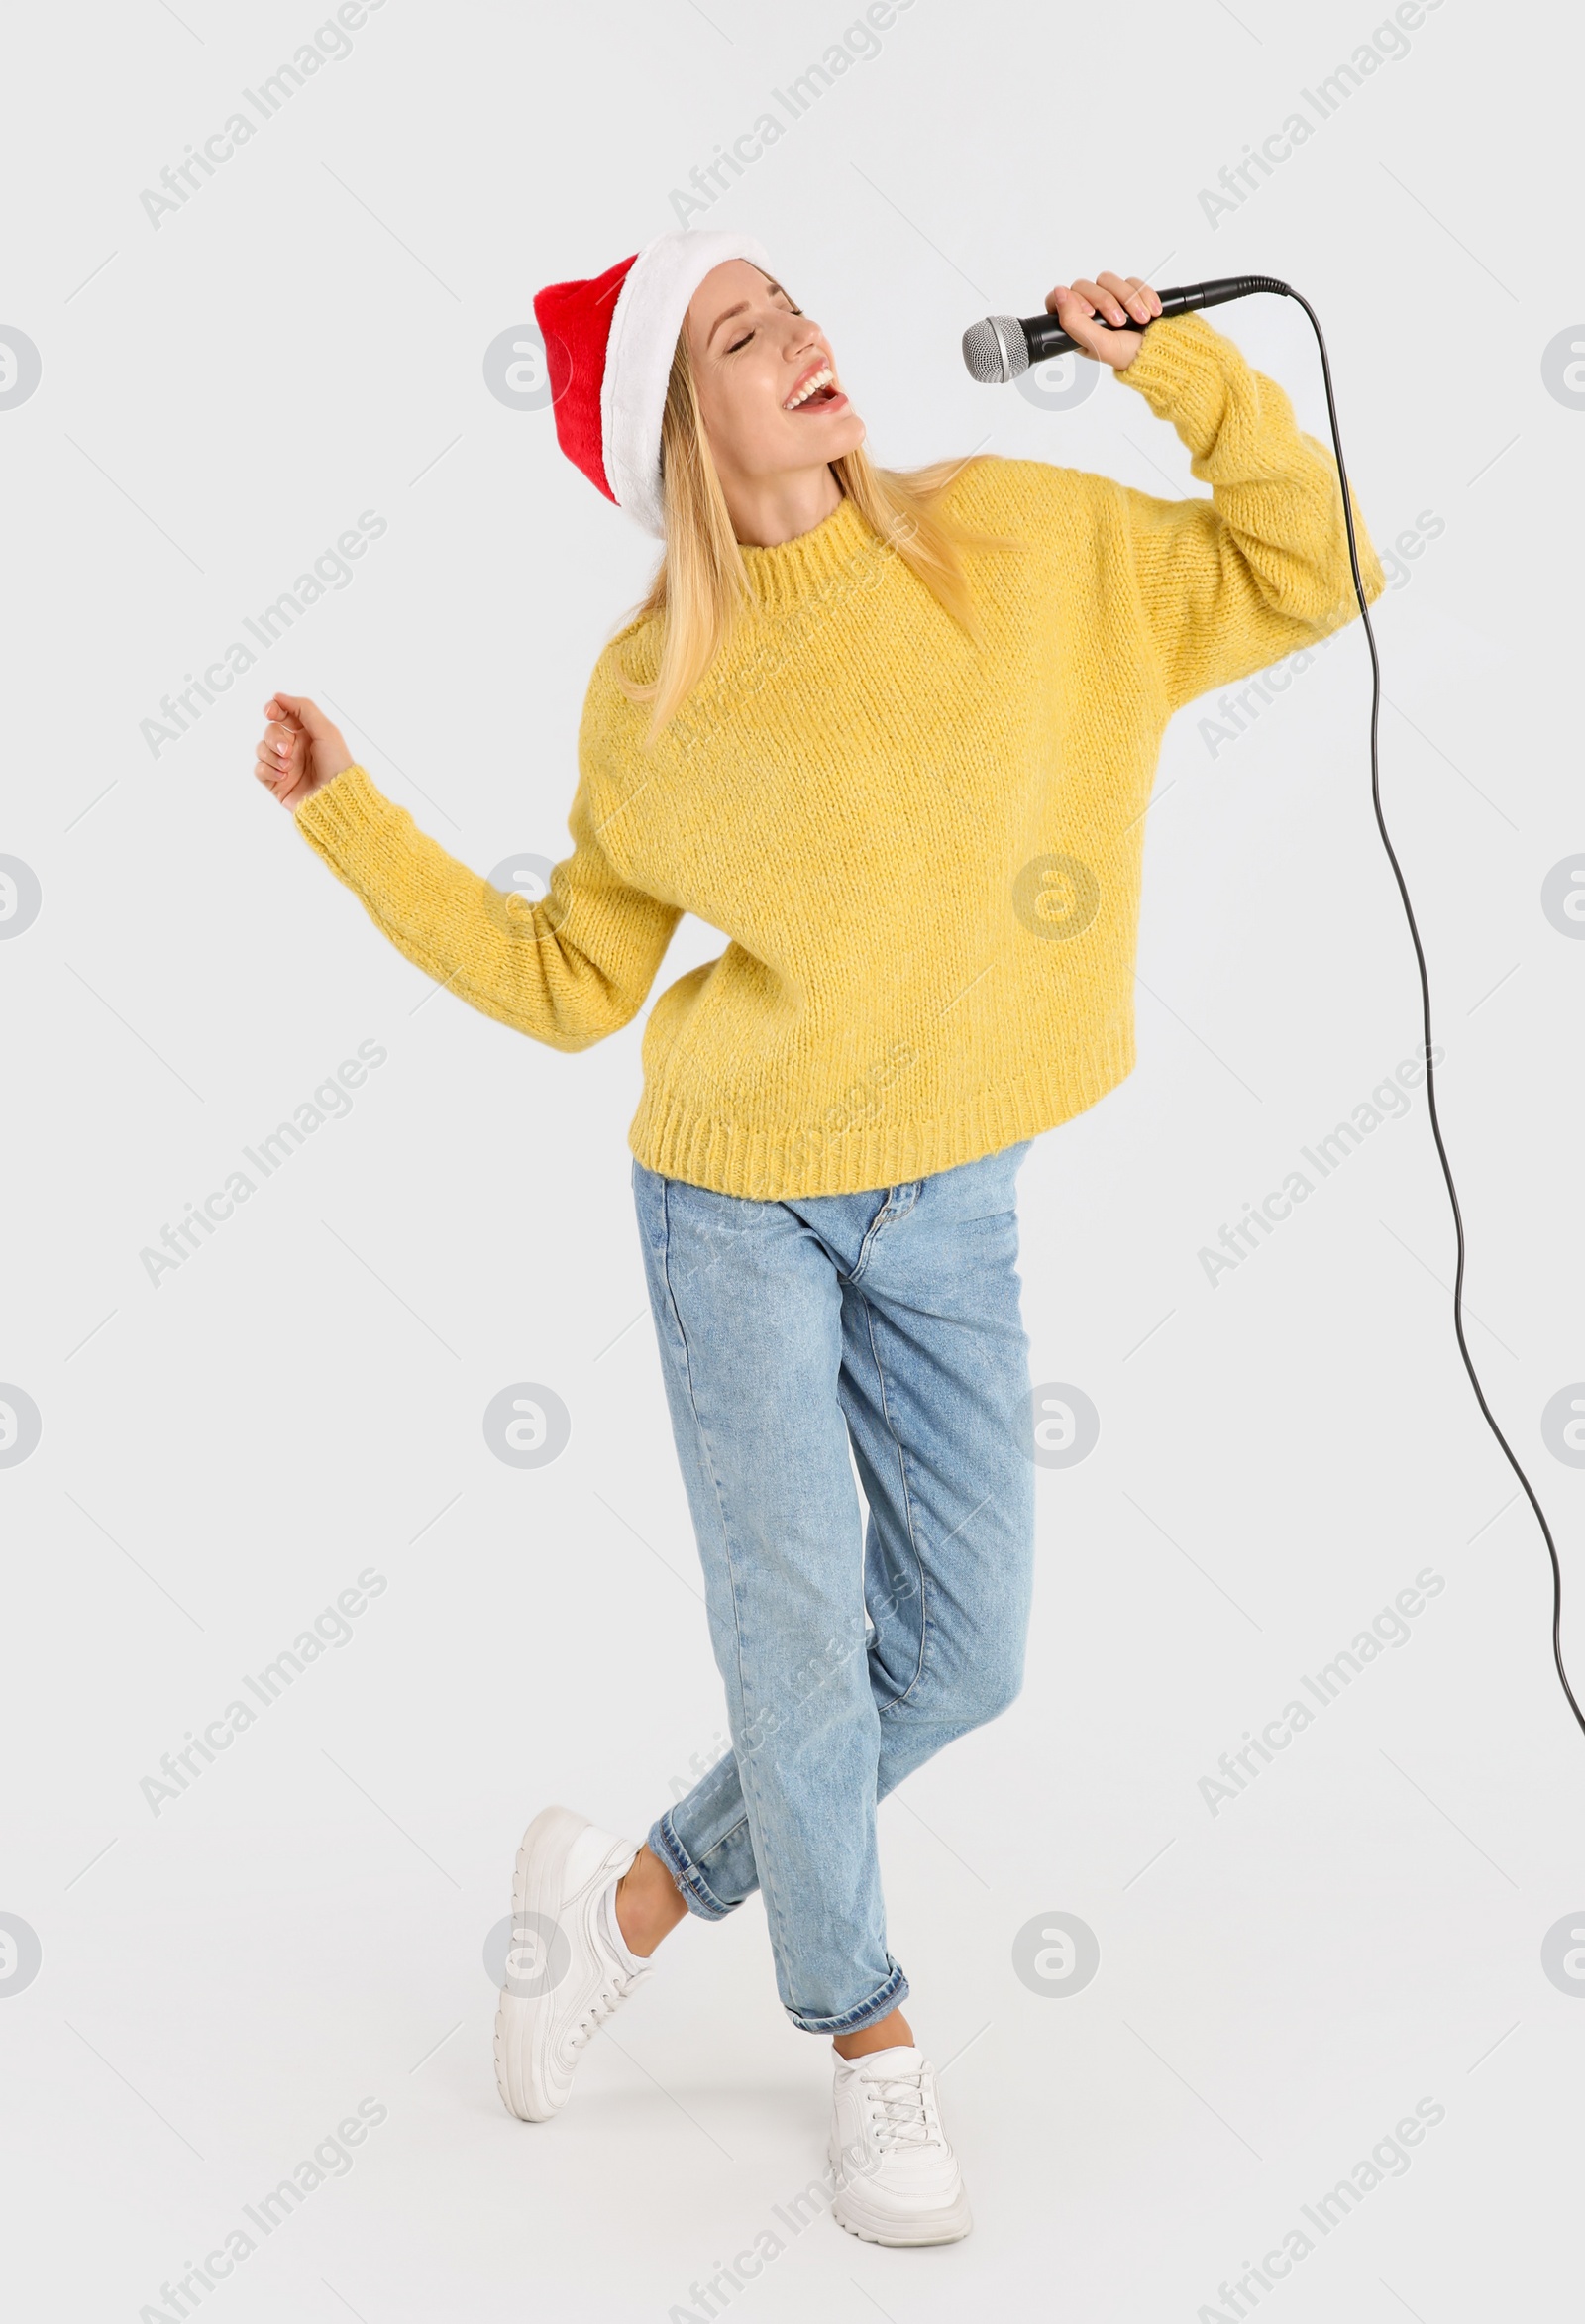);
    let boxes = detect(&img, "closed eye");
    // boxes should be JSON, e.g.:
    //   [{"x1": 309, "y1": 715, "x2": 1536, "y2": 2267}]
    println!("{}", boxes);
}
[{"x1": 725, "y1": 298, "x2": 802, "y2": 356}]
